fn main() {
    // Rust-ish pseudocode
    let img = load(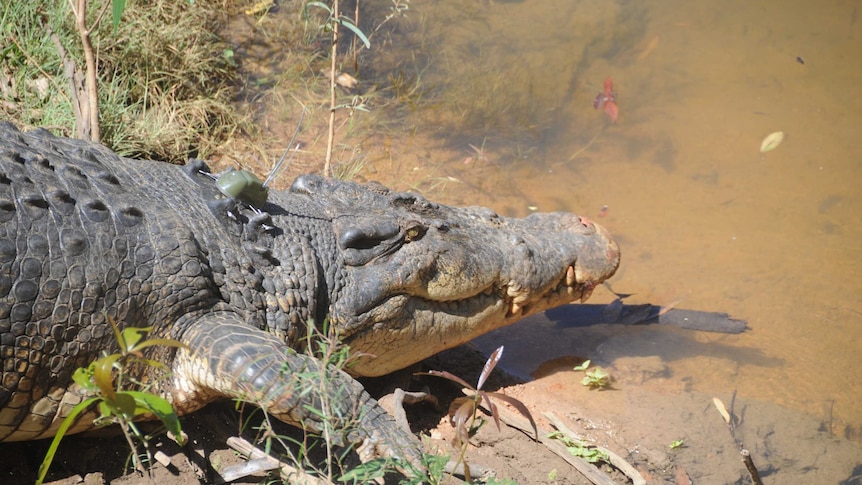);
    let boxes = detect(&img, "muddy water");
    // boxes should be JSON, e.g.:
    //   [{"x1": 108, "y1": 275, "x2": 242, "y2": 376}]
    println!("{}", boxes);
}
[
  {"x1": 238, "y1": 0, "x2": 862, "y2": 479},
  {"x1": 348, "y1": 0, "x2": 862, "y2": 472},
  {"x1": 362, "y1": 0, "x2": 862, "y2": 433}
]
